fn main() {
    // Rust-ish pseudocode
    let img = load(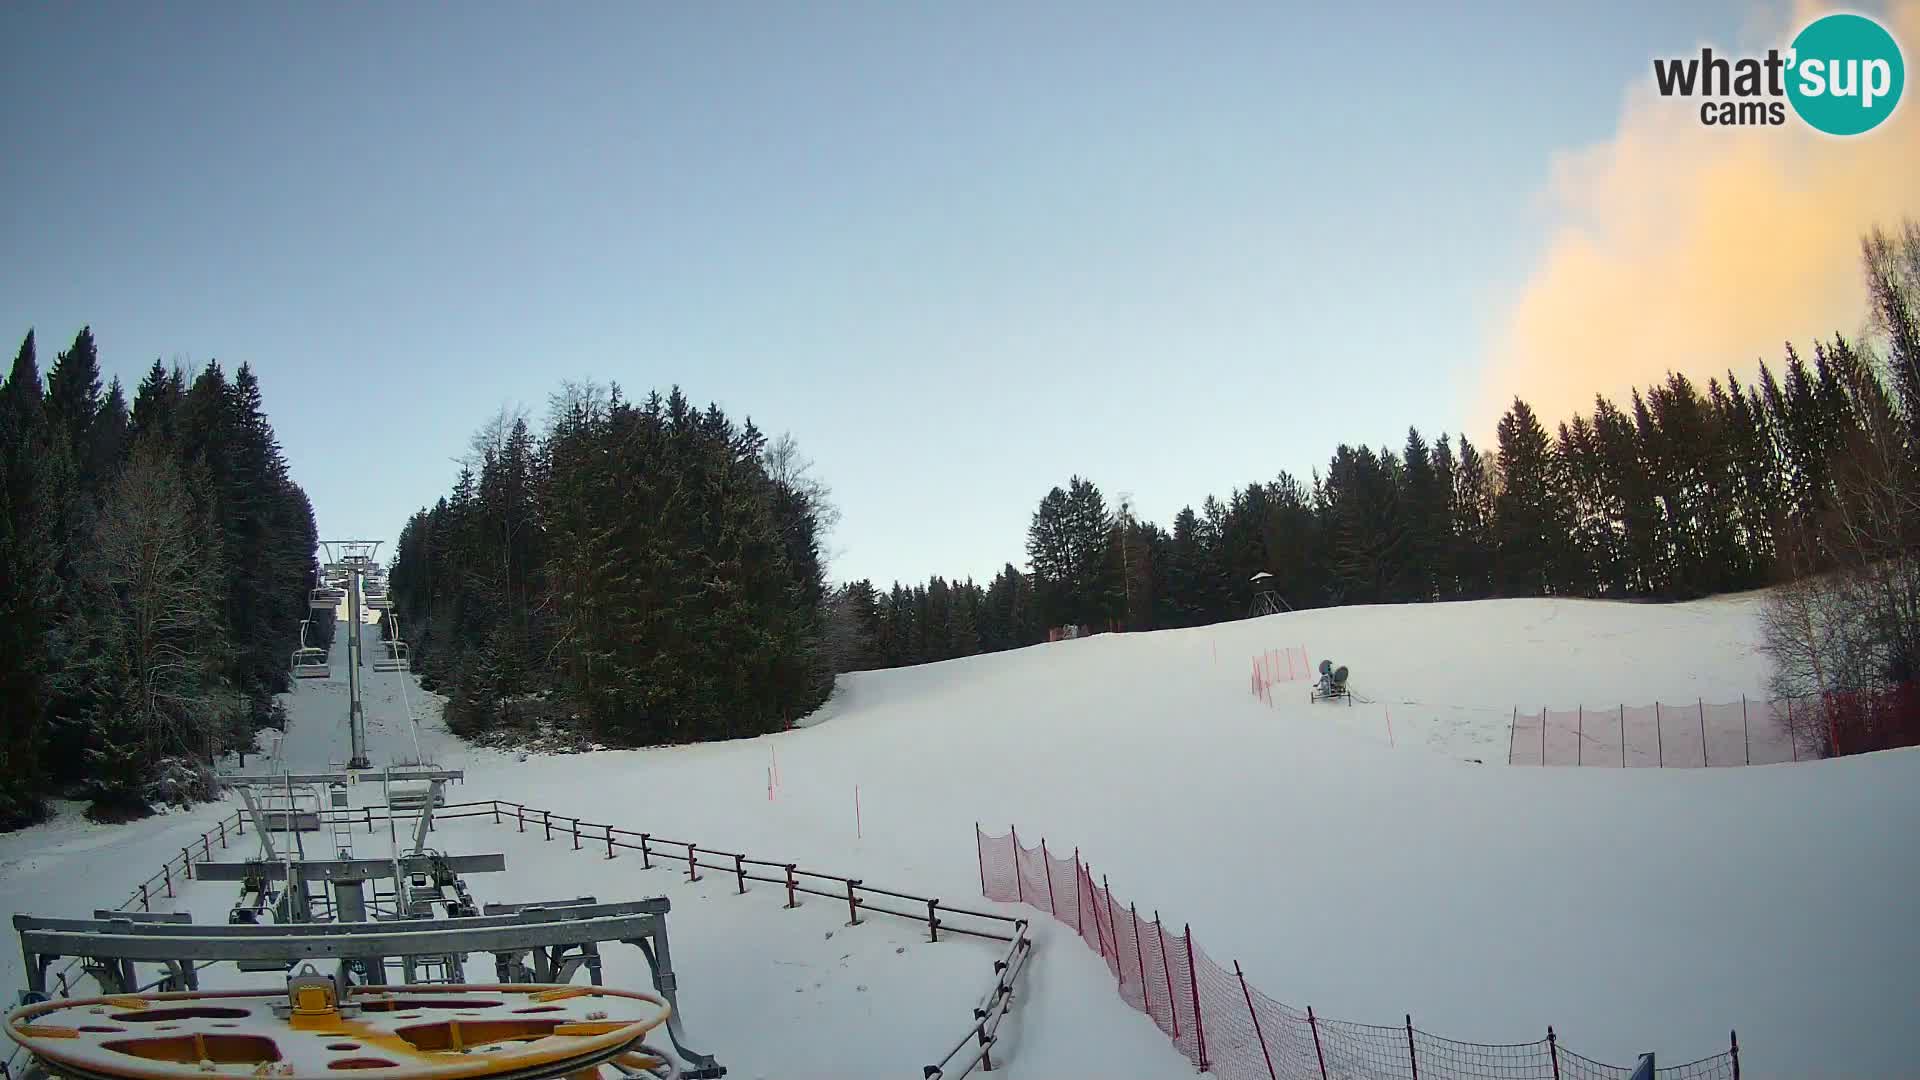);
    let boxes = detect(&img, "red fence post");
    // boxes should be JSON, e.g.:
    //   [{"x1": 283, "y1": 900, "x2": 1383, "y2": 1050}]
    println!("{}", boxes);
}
[
  {"x1": 1548, "y1": 1026, "x2": 1561, "y2": 1080},
  {"x1": 1406, "y1": 1014, "x2": 1419, "y2": 1080},
  {"x1": 975, "y1": 824, "x2": 987, "y2": 897},
  {"x1": 1305, "y1": 999, "x2": 1320, "y2": 1076},
  {"x1": 1236, "y1": 961, "x2": 1277, "y2": 1080},
  {"x1": 1010, "y1": 825, "x2": 1024, "y2": 903},
  {"x1": 1185, "y1": 925, "x2": 1208, "y2": 1070},
  {"x1": 1041, "y1": 840, "x2": 1058, "y2": 916},
  {"x1": 1156, "y1": 914, "x2": 1180, "y2": 1038},
  {"x1": 1129, "y1": 903, "x2": 1149, "y2": 1016}
]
